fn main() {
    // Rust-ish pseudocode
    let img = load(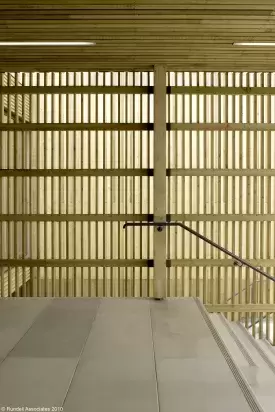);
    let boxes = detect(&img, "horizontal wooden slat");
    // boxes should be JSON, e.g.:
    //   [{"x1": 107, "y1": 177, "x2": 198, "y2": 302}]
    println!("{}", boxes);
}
[
  {"x1": 169, "y1": 169, "x2": 275, "y2": 177},
  {"x1": 1, "y1": 86, "x2": 275, "y2": 95},
  {"x1": 0, "y1": 169, "x2": 153, "y2": 177},
  {"x1": 0, "y1": 123, "x2": 152, "y2": 131},
  {"x1": 0, "y1": 86, "x2": 152, "y2": 94},
  {"x1": 171, "y1": 214, "x2": 275, "y2": 222},
  {"x1": 0, "y1": 259, "x2": 151, "y2": 268},
  {"x1": 2, "y1": 123, "x2": 275, "y2": 132},
  {"x1": 1, "y1": 214, "x2": 275, "y2": 222},
  {"x1": 1, "y1": 259, "x2": 274, "y2": 268},
  {"x1": 171, "y1": 123, "x2": 275, "y2": 132},
  {"x1": 171, "y1": 86, "x2": 275, "y2": 95},
  {"x1": 171, "y1": 259, "x2": 275, "y2": 267},
  {"x1": 0, "y1": 214, "x2": 152, "y2": 222},
  {"x1": 206, "y1": 304, "x2": 275, "y2": 313},
  {"x1": 1, "y1": 1, "x2": 275, "y2": 9},
  {"x1": 1, "y1": 169, "x2": 275, "y2": 177}
]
